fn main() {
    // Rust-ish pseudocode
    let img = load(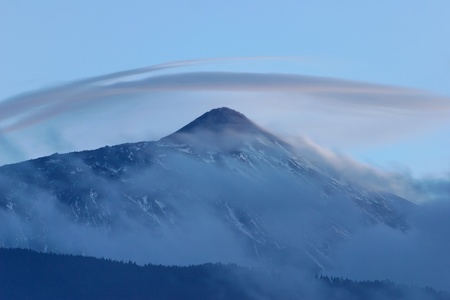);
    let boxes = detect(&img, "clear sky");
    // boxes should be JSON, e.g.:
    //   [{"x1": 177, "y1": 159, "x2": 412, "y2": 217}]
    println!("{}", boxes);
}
[{"x1": 1, "y1": 0, "x2": 450, "y2": 177}]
